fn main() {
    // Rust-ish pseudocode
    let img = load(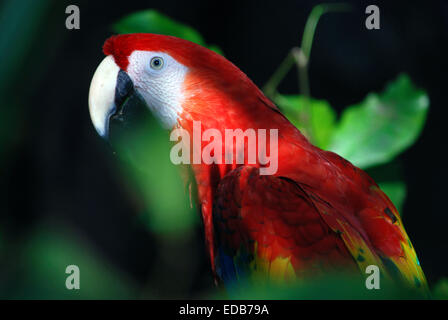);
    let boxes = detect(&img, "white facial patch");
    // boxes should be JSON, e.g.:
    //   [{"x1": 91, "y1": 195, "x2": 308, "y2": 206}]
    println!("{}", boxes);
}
[{"x1": 126, "y1": 50, "x2": 188, "y2": 128}]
